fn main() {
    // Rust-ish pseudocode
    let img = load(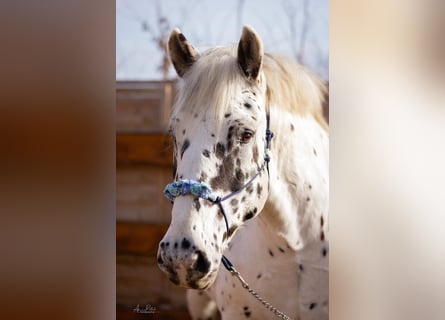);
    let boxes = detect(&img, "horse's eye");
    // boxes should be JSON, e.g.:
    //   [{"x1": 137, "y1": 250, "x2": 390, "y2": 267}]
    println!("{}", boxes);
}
[{"x1": 240, "y1": 131, "x2": 254, "y2": 144}]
